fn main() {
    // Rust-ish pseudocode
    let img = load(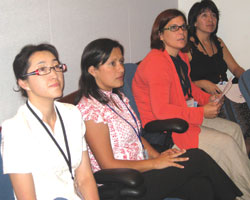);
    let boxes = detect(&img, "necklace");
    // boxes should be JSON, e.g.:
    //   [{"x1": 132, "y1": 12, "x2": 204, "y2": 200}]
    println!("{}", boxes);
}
[{"x1": 199, "y1": 38, "x2": 214, "y2": 56}]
